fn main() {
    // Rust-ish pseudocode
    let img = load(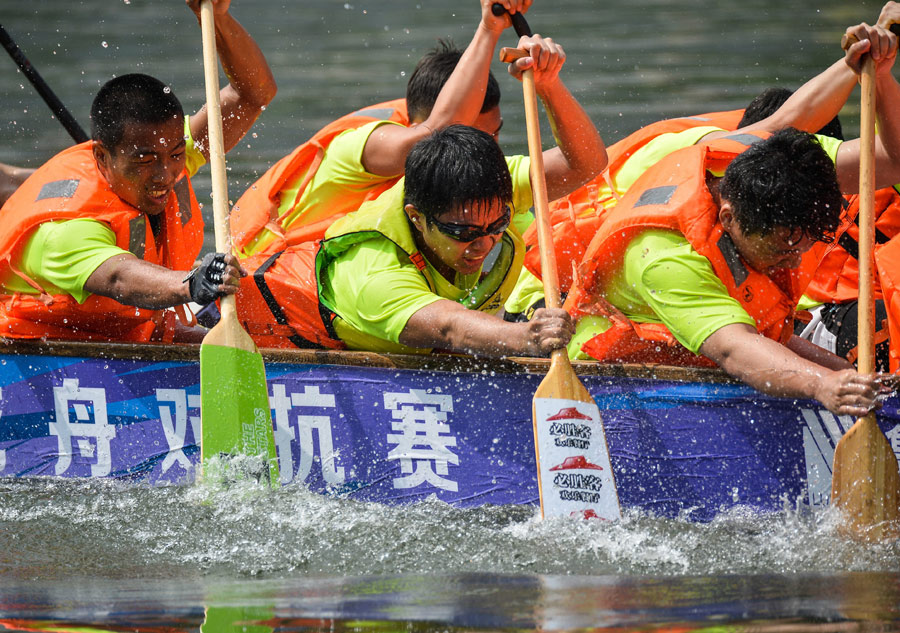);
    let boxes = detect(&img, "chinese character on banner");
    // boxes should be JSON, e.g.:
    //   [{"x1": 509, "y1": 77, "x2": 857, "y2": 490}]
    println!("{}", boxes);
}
[
  {"x1": 156, "y1": 389, "x2": 201, "y2": 476},
  {"x1": 50, "y1": 378, "x2": 116, "y2": 476},
  {"x1": 270, "y1": 384, "x2": 345, "y2": 486},
  {"x1": 384, "y1": 389, "x2": 458, "y2": 492},
  {"x1": 887, "y1": 424, "x2": 900, "y2": 463}
]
